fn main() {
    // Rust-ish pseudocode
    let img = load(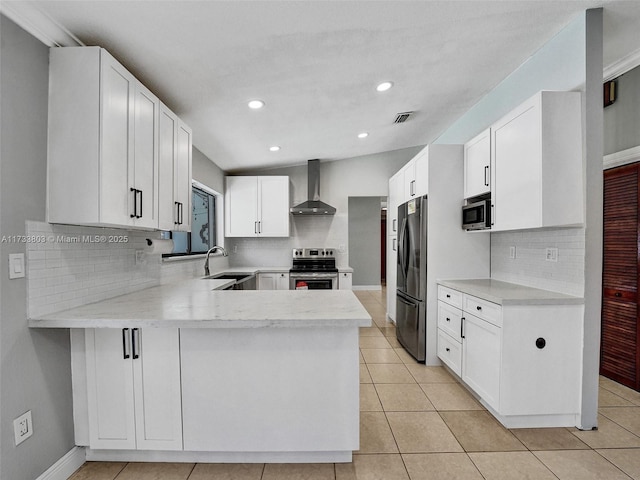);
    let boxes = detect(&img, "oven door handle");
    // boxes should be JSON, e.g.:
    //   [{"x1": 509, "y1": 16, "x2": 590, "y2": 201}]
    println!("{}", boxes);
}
[{"x1": 289, "y1": 273, "x2": 338, "y2": 279}]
